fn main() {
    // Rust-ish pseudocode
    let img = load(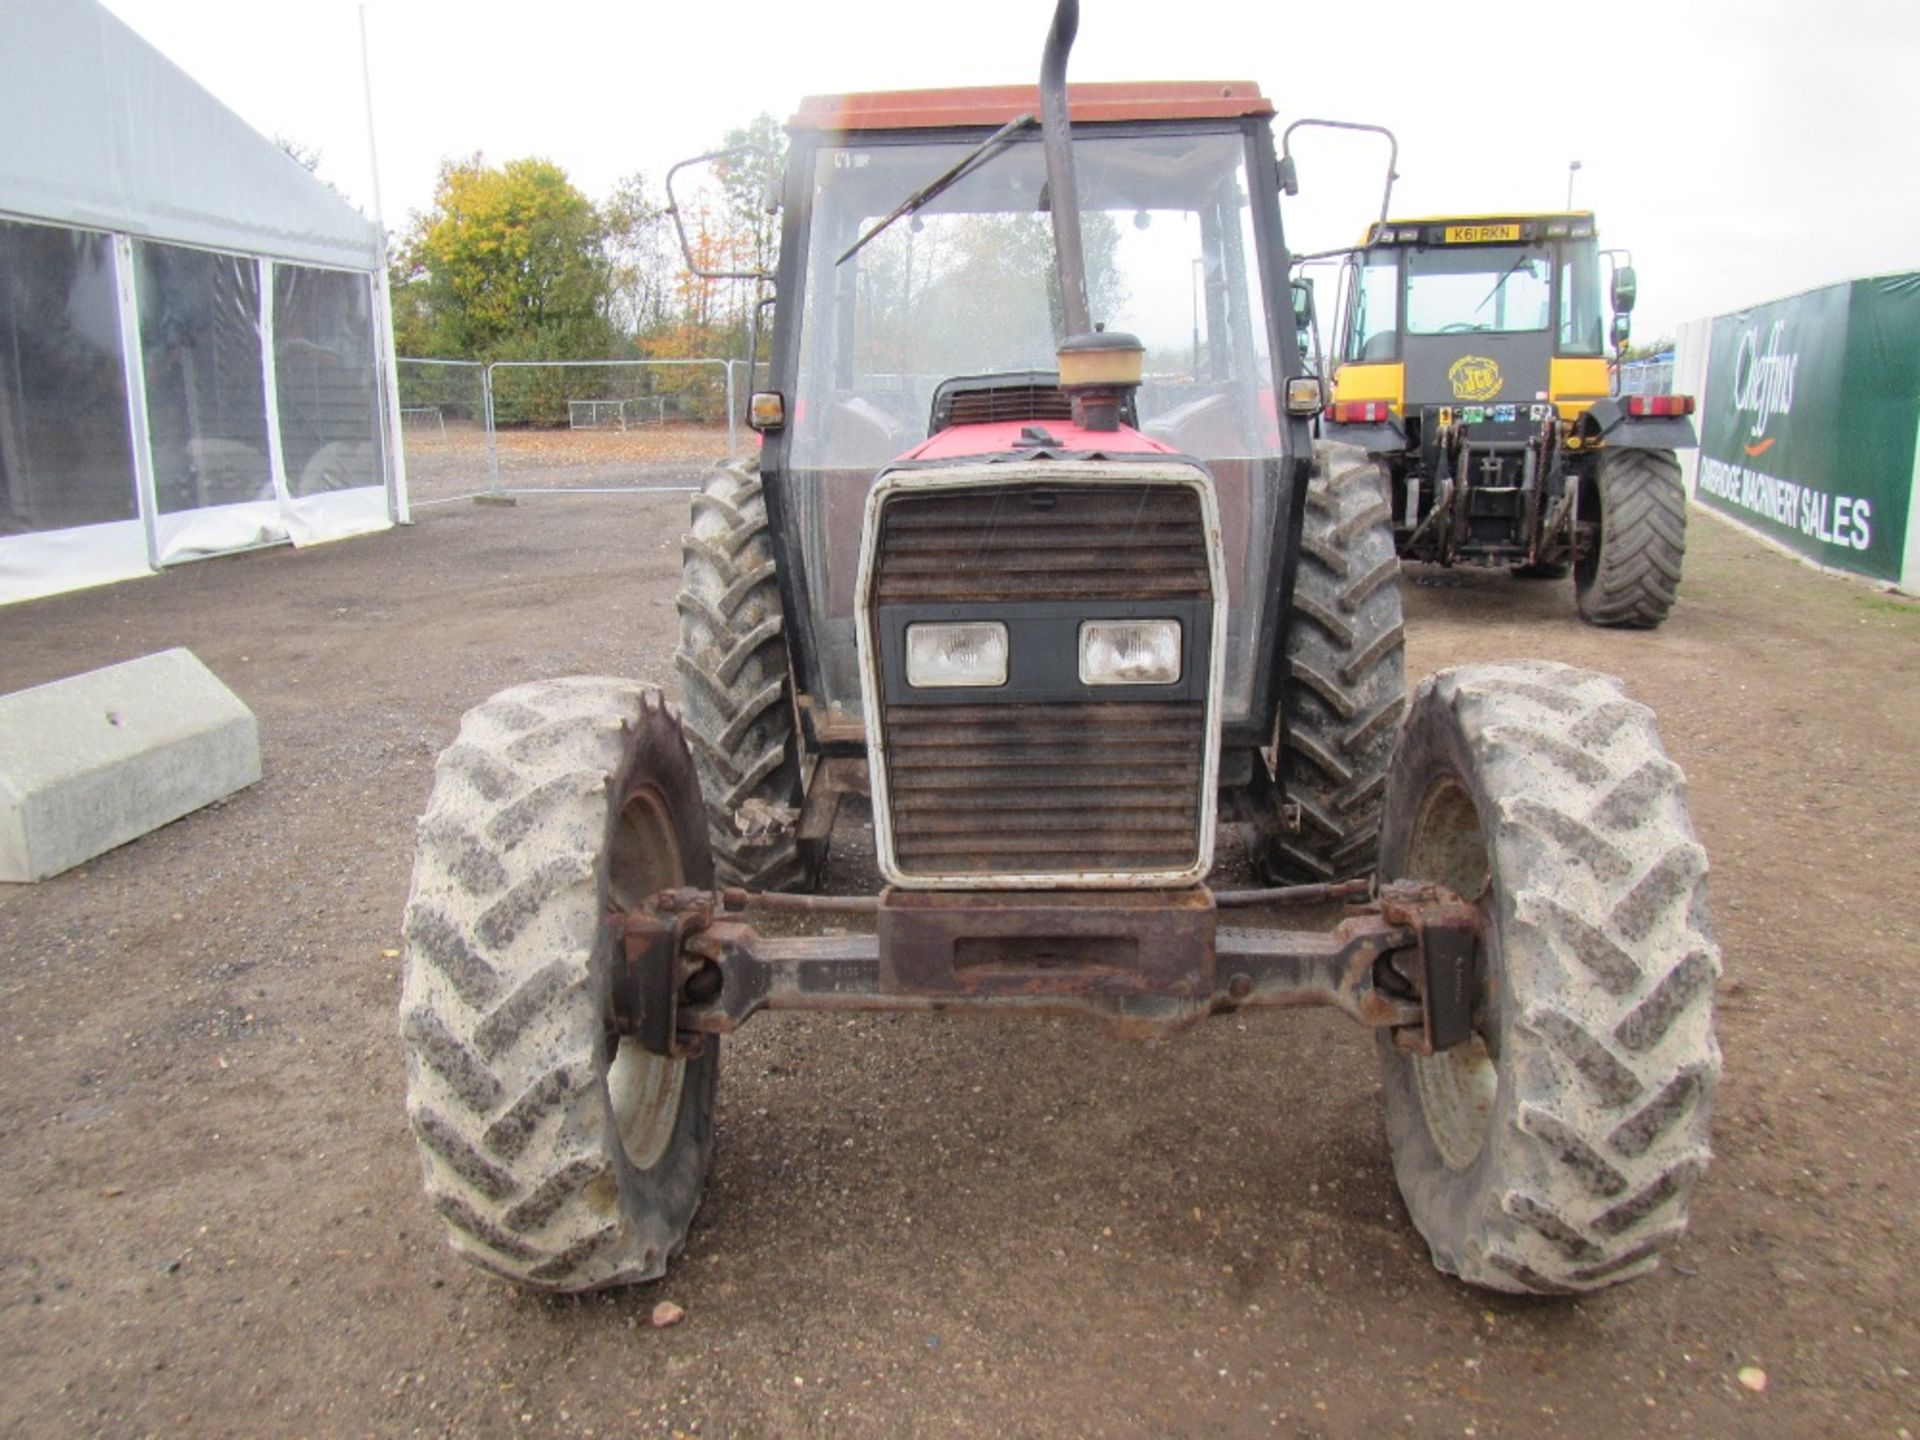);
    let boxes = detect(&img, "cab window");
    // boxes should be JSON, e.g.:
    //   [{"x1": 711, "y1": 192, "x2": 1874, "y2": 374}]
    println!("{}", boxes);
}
[
  {"x1": 1343, "y1": 250, "x2": 1400, "y2": 361},
  {"x1": 1557, "y1": 240, "x2": 1603, "y2": 355}
]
